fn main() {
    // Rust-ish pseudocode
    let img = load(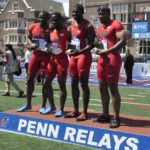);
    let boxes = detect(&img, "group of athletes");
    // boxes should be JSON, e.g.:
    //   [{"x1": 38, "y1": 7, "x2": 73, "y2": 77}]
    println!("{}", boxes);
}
[{"x1": 16, "y1": 3, "x2": 127, "y2": 128}]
